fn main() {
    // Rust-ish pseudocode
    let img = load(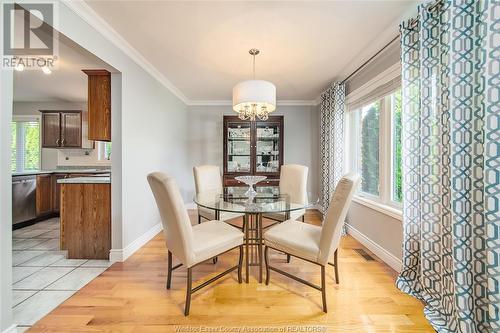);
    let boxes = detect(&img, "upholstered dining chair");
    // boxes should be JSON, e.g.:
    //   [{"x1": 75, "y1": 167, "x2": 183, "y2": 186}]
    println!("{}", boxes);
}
[
  {"x1": 262, "y1": 164, "x2": 309, "y2": 224},
  {"x1": 263, "y1": 173, "x2": 360, "y2": 313},
  {"x1": 147, "y1": 172, "x2": 244, "y2": 316},
  {"x1": 193, "y1": 165, "x2": 244, "y2": 224}
]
